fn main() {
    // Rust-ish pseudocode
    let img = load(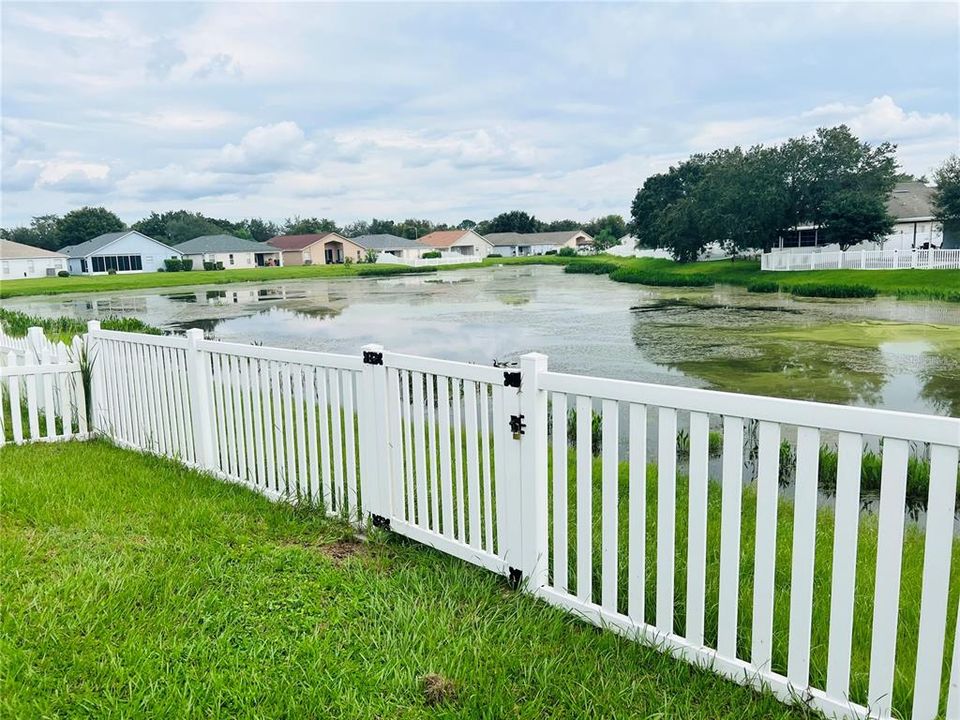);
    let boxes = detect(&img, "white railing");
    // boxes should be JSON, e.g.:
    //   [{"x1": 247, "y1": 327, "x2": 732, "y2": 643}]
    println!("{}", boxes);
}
[
  {"x1": 27, "y1": 323, "x2": 960, "y2": 719},
  {"x1": 375, "y1": 254, "x2": 477, "y2": 267},
  {"x1": 762, "y1": 248, "x2": 960, "y2": 271},
  {"x1": 0, "y1": 330, "x2": 88, "y2": 446}
]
